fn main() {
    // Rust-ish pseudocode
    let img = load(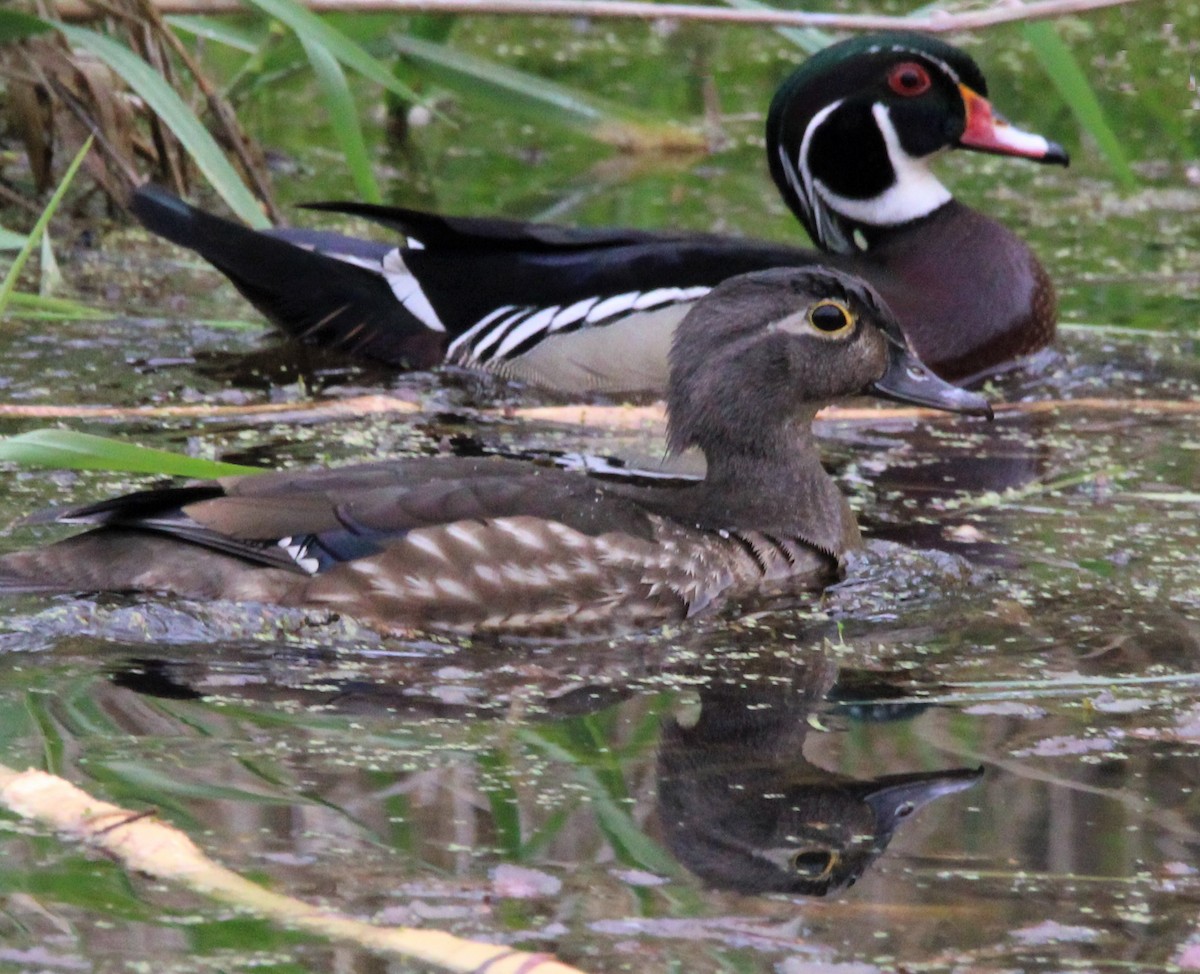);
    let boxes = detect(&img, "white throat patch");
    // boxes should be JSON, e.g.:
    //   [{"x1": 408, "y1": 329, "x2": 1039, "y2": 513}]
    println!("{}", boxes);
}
[{"x1": 814, "y1": 103, "x2": 951, "y2": 232}]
